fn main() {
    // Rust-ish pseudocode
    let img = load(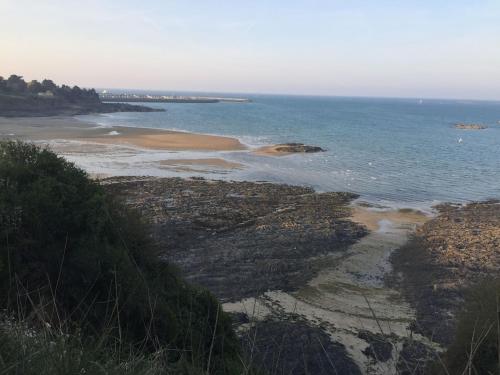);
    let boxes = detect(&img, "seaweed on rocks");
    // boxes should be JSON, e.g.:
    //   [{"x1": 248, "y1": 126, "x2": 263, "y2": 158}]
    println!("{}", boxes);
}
[{"x1": 103, "y1": 177, "x2": 367, "y2": 302}]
